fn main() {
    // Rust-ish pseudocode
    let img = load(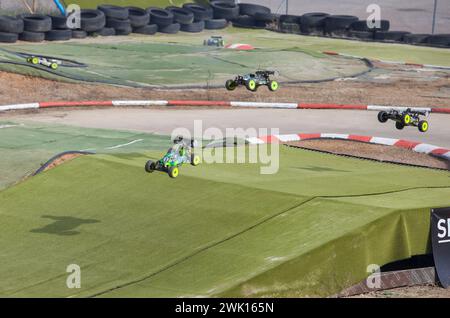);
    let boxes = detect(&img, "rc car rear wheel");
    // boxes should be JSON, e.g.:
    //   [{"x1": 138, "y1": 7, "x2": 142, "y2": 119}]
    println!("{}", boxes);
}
[
  {"x1": 145, "y1": 160, "x2": 156, "y2": 173},
  {"x1": 377, "y1": 111, "x2": 389, "y2": 123},
  {"x1": 168, "y1": 166, "x2": 179, "y2": 178},
  {"x1": 402, "y1": 113, "x2": 412, "y2": 125},
  {"x1": 246, "y1": 79, "x2": 257, "y2": 92},
  {"x1": 268, "y1": 80, "x2": 279, "y2": 91},
  {"x1": 31, "y1": 57, "x2": 39, "y2": 64},
  {"x1": 418, "y1": 120, "x2": 429, "y2": 133},
  {"x1": 191, "y1": 155, "x2": 201, "y2": 166},
  {"x1": 225, "y1": 80, "x2": 237, "y2": 91},
  {"x1": 395, "y1": 121, "x2": 405, "y2": 130},
  {"x1": 50, "y1": 63, "x2": 58, "y2": 70}
]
